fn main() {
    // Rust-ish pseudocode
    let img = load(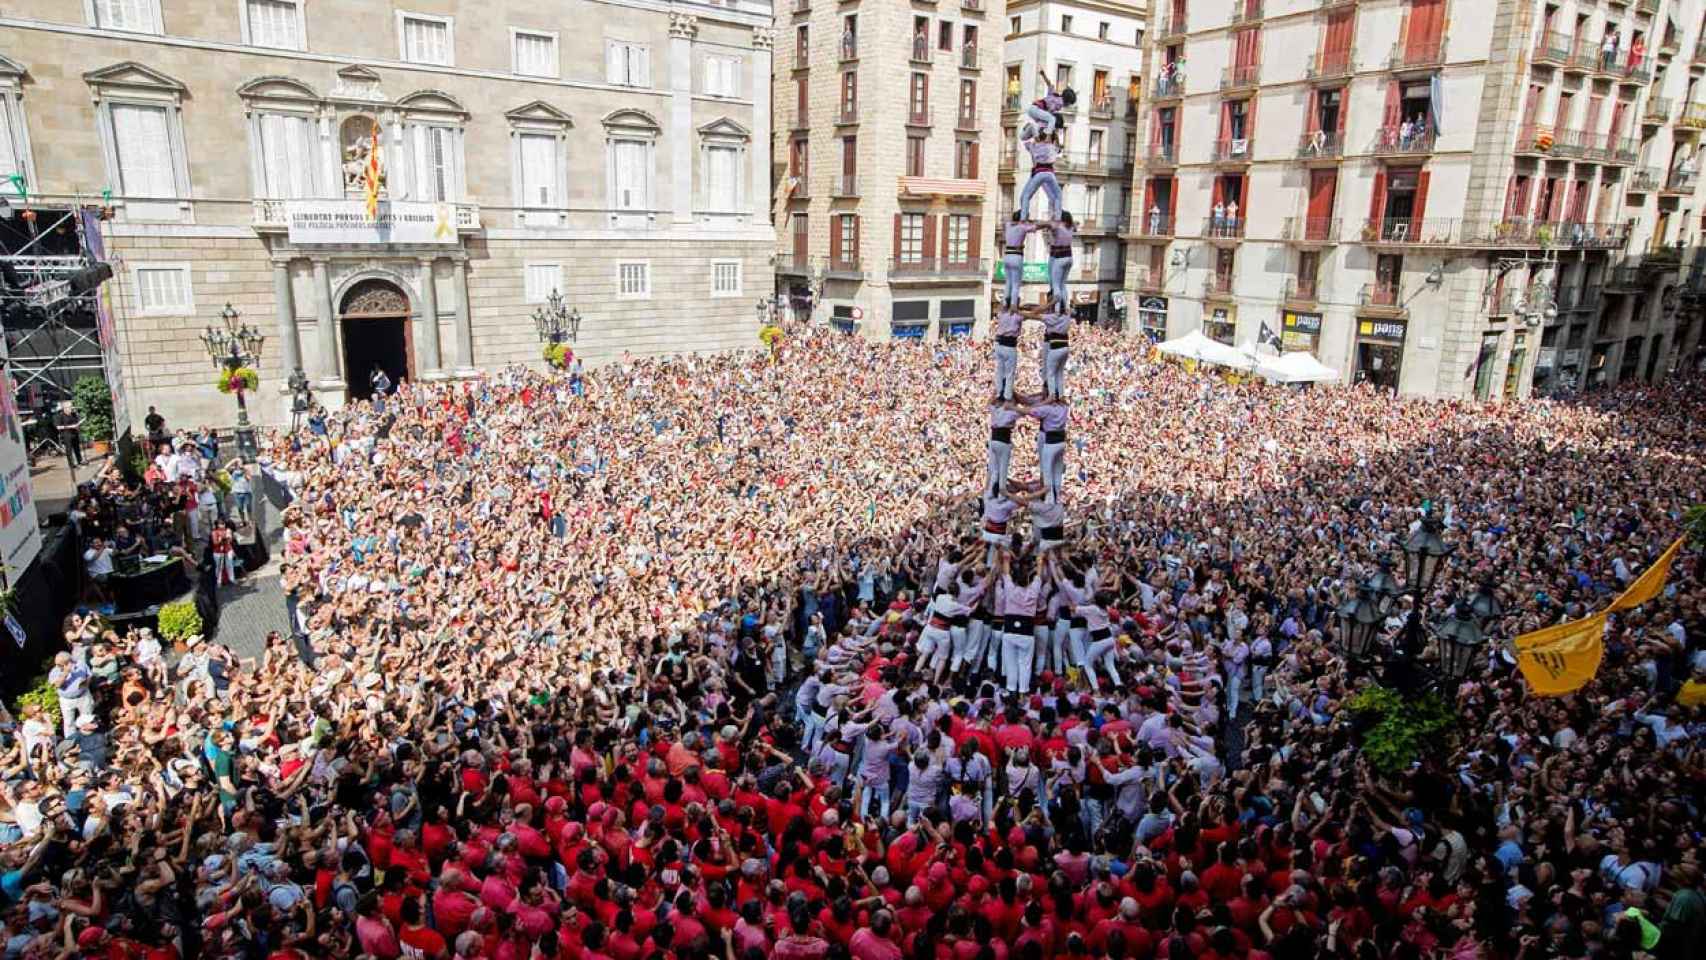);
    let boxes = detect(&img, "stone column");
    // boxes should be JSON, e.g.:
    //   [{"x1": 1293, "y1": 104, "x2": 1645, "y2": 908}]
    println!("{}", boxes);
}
[
  {"x1": 669, "y1": 13, "x2": 698, "y2": 225},
  {"x1": 750, "y1": 27, "x2": 774, "y2": 223},
  {"x1": 271, "y1": 259, "x2": 302, "y2": 380},
  {"x1": 311, "y1": 258, "x2": 344, "y2": 388},
  {"x1": 416, "y1": 257, "x2": 444, "y2": 378},
  {"x1": 451, "y1": 258, "x2": 476, "y2": 377}
]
